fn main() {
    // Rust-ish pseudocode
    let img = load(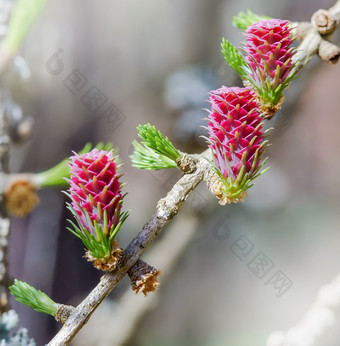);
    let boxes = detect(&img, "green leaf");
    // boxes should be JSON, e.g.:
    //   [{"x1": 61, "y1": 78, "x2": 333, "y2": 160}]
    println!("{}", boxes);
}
[
  {"x1": 220, "y1": 38, "x2": 249, "y2": 80},
  {"x1": 33, "y1": 142, "x2": 114, "y2": 188},
  {"x1": 232, "y1": 10, "x2": 271, "y2": 30},
  {"x1": 9, "y1": 279, "x2": 58, "y2": 316},
  {"x1": 130, "y1": 140, "x2": 178, "y2": 170},
  {"x1": 4, "y1": 0, "x2": 48, "y2": 53}
]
